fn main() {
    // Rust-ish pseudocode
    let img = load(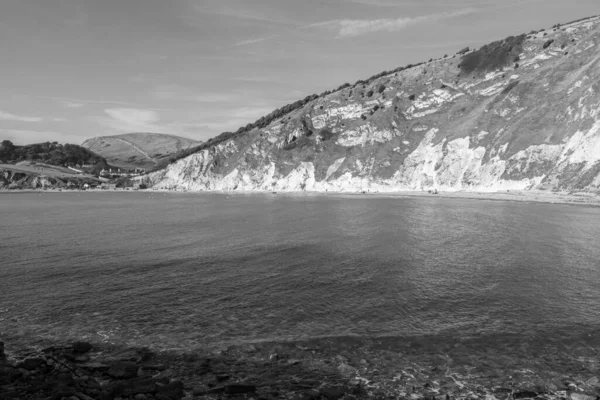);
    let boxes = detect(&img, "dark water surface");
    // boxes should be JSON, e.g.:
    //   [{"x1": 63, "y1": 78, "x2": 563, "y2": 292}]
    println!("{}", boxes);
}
[{"x1": 1, "y1": 192, "x2": 600, "y2": 353}]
